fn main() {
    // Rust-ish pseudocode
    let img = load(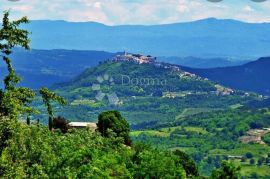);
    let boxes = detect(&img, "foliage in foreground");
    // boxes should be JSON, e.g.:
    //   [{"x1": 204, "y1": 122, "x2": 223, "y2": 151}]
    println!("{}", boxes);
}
[
  {"x1": 0, "y1": 11, "x2": 35, "y2": 120},
  {"x1": 0, "y1": 118, "x2": 242, "y2": 178},
  {"x1": 211, "y1": 161, "x2": 241, "y2": 179},
  {"x1": 0, "y1": 119, "x2": 187, "y2": 178}
]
